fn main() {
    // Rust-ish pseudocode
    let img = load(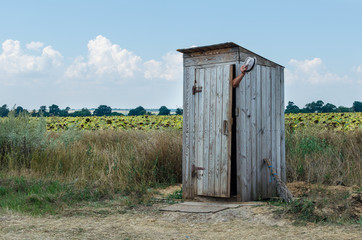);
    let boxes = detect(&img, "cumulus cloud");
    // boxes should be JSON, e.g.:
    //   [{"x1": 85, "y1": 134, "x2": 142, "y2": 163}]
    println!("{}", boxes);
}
[
  {"x1": 144, "y1": 51, "x2": 182, "y2": 81},
  {"x1": 65, "y1": 35, "x2": 142, "y2": 81},
  {"x1": 0, "y1": 39, "x2": 63, "y2": 78},
  {"x1": 285, "y1": 57, "x2": 348, "y2": 85},
  {"x1": 354, "y1": 65, "x2": 362, "y2": 73},
  {"x1": 65, "y1": 35, "x2": 183, "y2": 83},
  {"x1": 26, "y1": 41, "x2": 44, "y2": 51}
]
